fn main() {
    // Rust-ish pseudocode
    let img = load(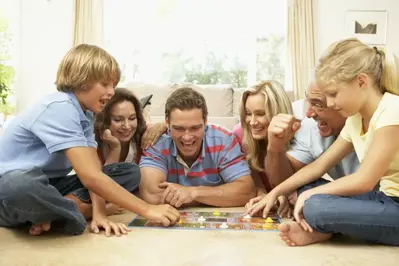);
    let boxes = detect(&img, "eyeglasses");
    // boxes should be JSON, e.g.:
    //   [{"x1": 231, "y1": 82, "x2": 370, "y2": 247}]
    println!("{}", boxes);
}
[{"x1": 305, "y1": 100, "x2": 327, "y2": 113}]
